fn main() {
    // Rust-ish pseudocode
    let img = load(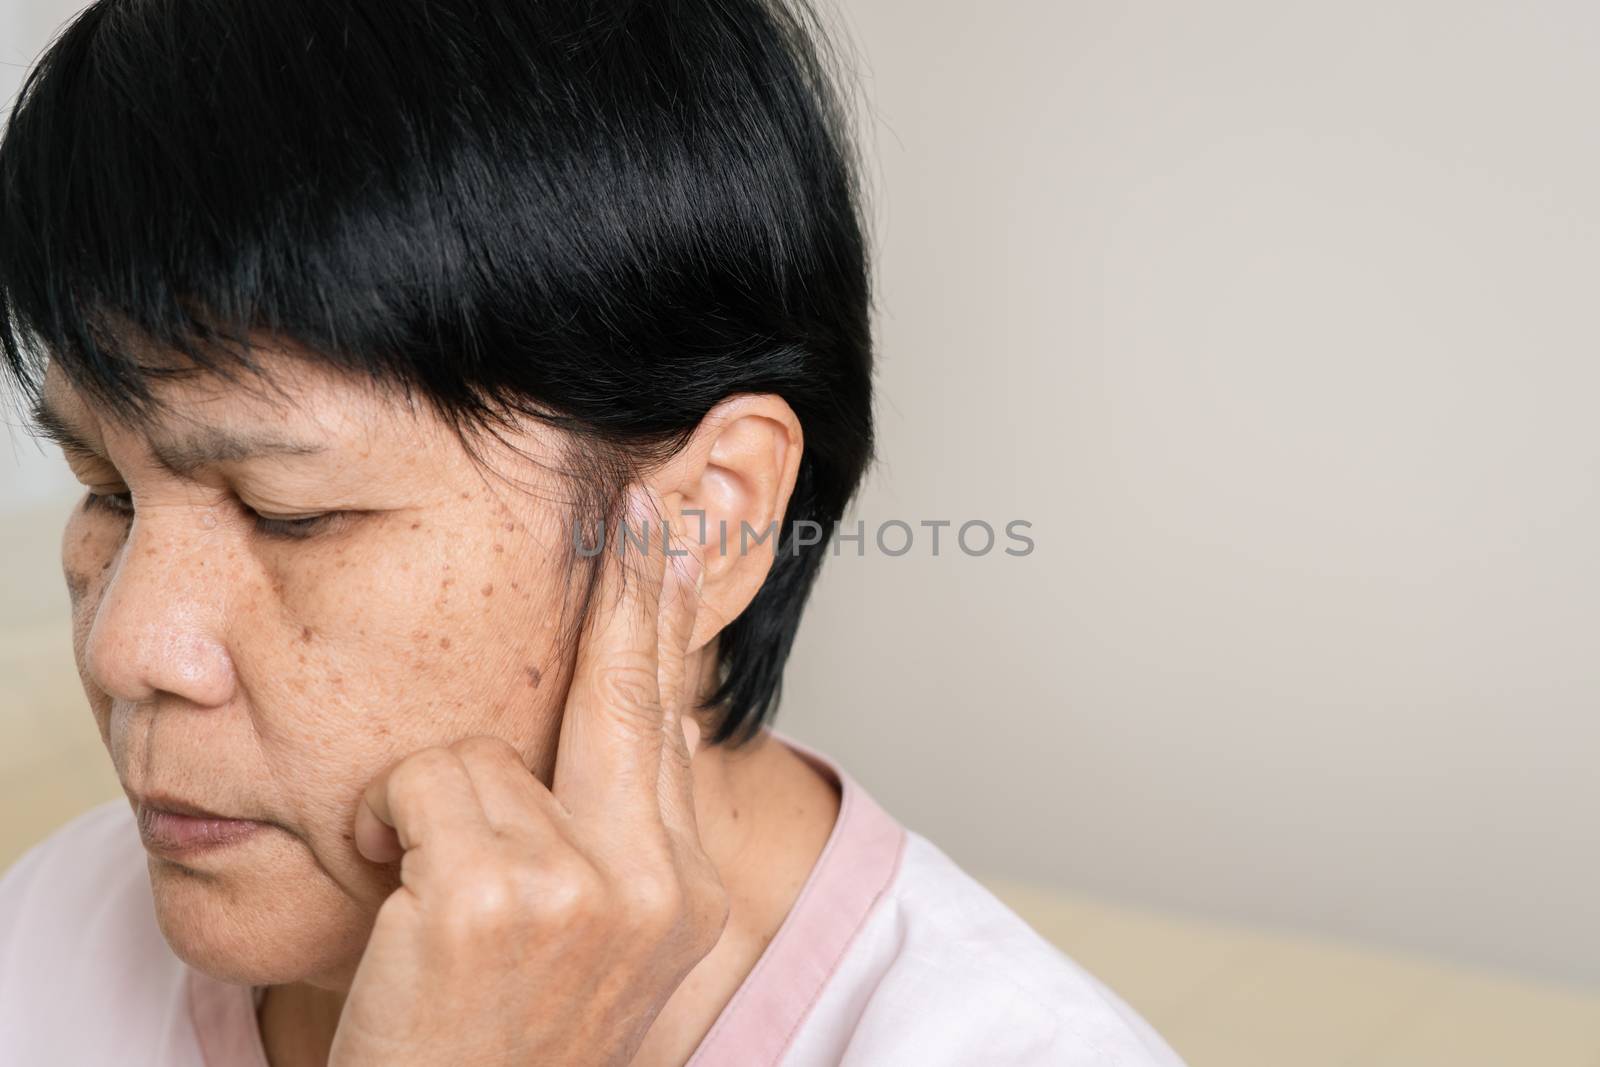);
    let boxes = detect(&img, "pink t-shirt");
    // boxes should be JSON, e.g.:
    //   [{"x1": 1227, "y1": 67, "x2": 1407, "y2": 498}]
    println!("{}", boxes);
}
[{"x1": 0, "y1": 734, "x2": 1185, "y2": 1065}]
